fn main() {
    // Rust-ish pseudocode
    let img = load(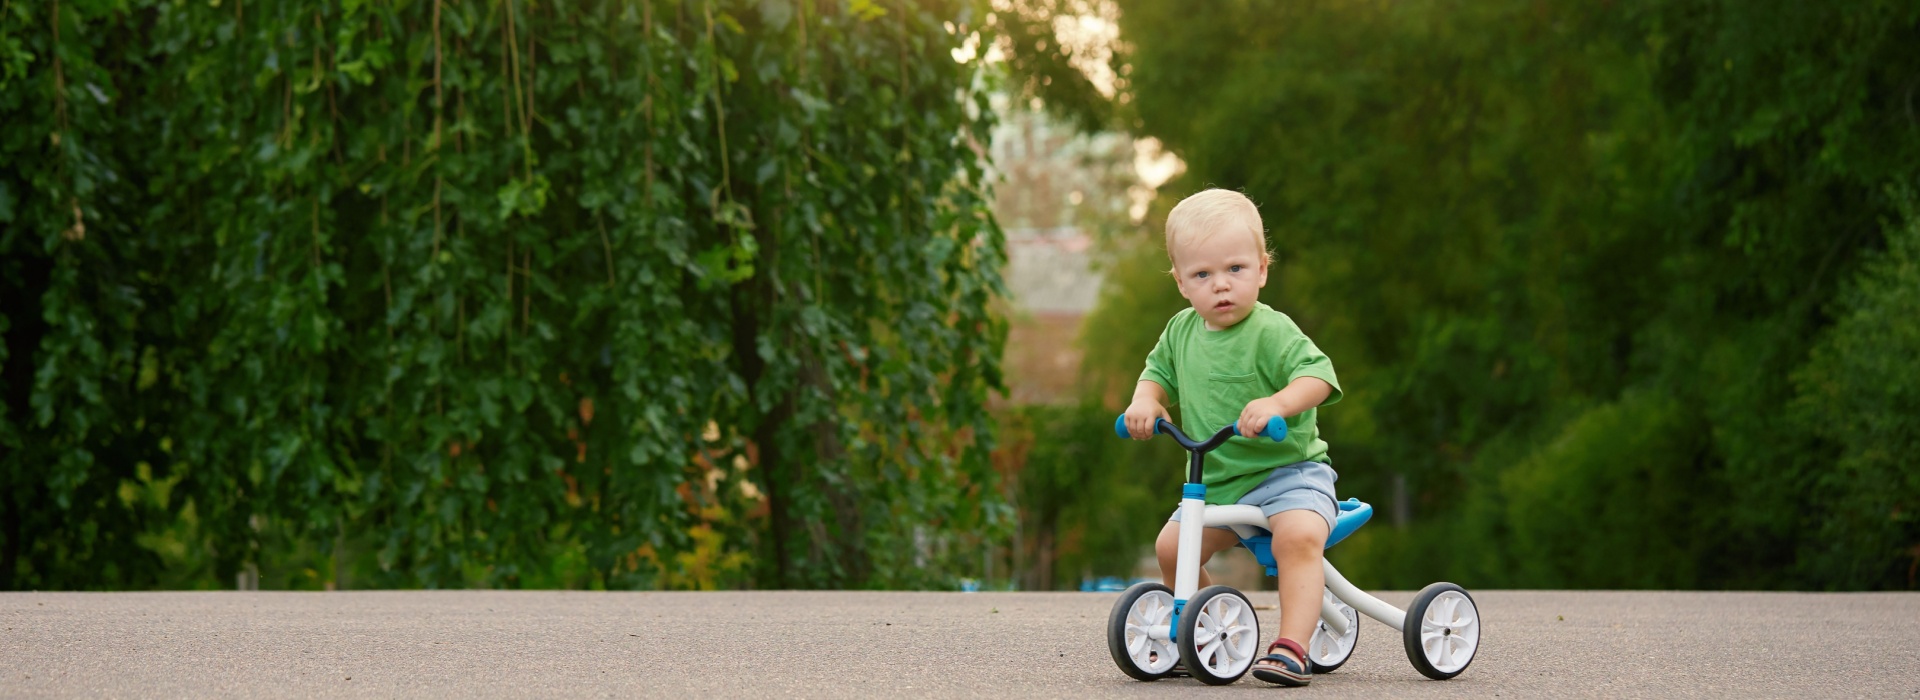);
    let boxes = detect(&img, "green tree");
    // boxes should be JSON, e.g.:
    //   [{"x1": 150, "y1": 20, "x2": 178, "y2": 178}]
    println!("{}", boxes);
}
[
  {"x1": 1042, "y1": 0, "x2": 1920, "y2": 589},
  {"x1": 1793, "y1": 188, "x2": 1920, "y2": 588},
  {"x1": 1, "y1": 0, "x2": 1008, "y2": 591}
]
